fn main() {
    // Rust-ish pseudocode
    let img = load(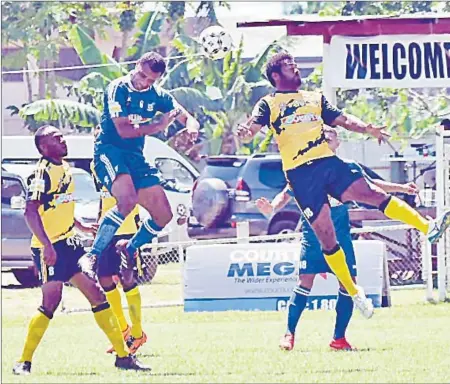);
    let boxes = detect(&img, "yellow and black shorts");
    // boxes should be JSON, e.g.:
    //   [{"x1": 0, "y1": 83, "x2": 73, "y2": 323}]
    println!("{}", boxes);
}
[{"x1": 31, "y1": 237, "x2": 84, "y2": 283}]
